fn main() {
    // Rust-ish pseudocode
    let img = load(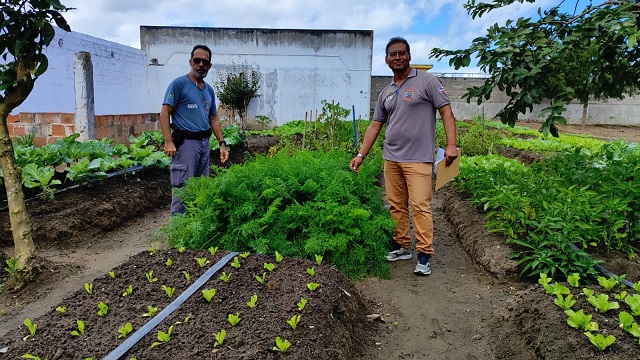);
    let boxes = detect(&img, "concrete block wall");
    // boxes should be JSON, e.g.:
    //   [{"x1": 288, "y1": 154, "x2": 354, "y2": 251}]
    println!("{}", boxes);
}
[{"x1": 7, "y1": 113, "x2": 160, "y2": 146}]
